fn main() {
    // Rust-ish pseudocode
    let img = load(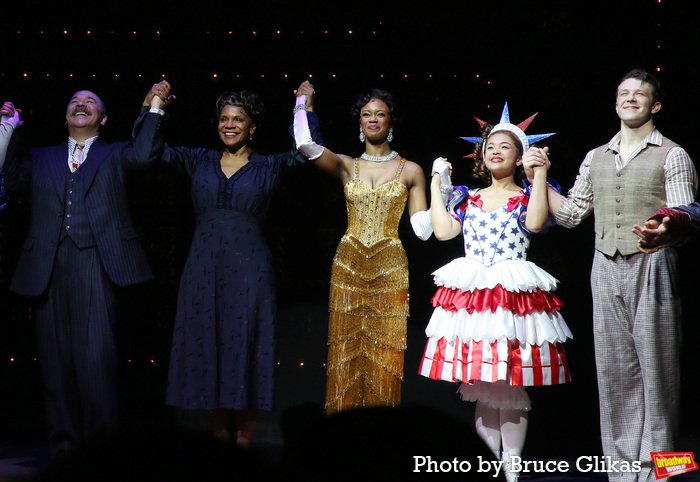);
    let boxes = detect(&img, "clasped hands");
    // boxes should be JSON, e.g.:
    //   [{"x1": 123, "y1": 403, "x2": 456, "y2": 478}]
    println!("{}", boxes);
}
[
  {"x1": 142, "y1": 80, "x2": 175, "y2": 110},
  {"x1": 1, "y1": 102, "x2": 23, "y2": 128},
  {"x1": 633, "y1": 217, "x2": 672, "y2": 254},
  {"x1": 522, "y1": 146, "x2": 551, "y2": 181},
  {"x1": 293, "y1": 80, "x2": 315, "y2": 112}
]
